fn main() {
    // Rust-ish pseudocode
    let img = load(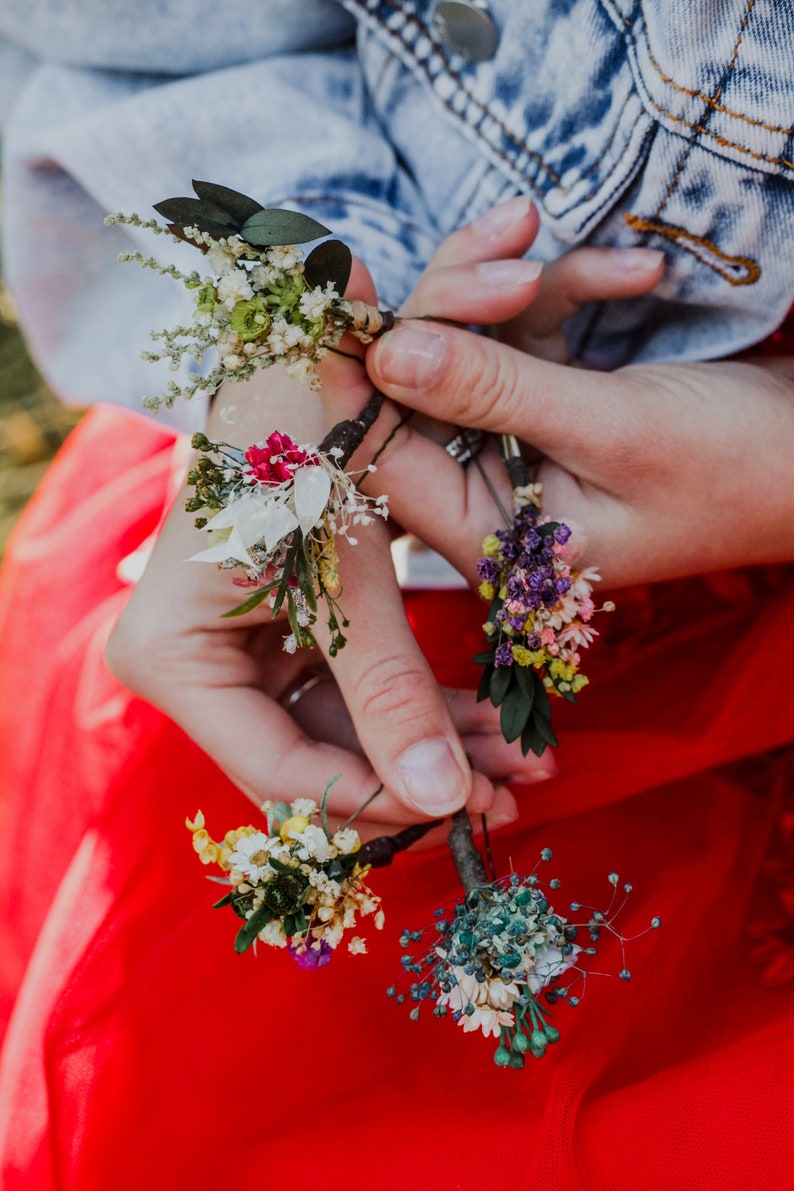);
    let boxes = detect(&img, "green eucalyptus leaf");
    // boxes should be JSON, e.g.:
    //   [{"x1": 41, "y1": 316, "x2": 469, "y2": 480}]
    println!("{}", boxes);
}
[
  {"x1": 192, "y1": 180, "x2": 263, "y2": 224},
  {"x1": 220, "y1": 585, "x2": 275, "y2": 618},
  {"x1": 532, "y1": 682, "x2": 559, "y2": 748},
  {"x1": 153, "y1": 196, "x2": 238, "y2": 234},
  {"x1": 514, "y1": 661, "x2": 536, "y2": 705},
  {"x1": 241, "y1": 208, "x2": 331, "y2": 246},
  {"x1": 212, "y1": 890, "x2": 235, "y2": 909},
  {"x1": 234, "y1": 904, "x2": 274, "y2": 954},
  {"x1": 537, "y1": 521, "x2": 559, "y2": 537},
  {"x1": 560, "y1": 686, "x2": 577, "y2": 704},
  {"x1": 500, "y1": 685, "x2": 532, "y2": 743},
  {"x1": 472, "y1": 650, "x2": 495, "y2": 665},
  {"x1": 489, "y1": 662, "x2": 513, "y2": 708},
  {"x1": 303, "y1": 240, "x2": 352, "y2": 293},
  {"x1": 520, "y1": 719, "x2": 547, "y2": 759},
  {"x1": 476, "y1": 663, "x2": 493, "y2": 704}
]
